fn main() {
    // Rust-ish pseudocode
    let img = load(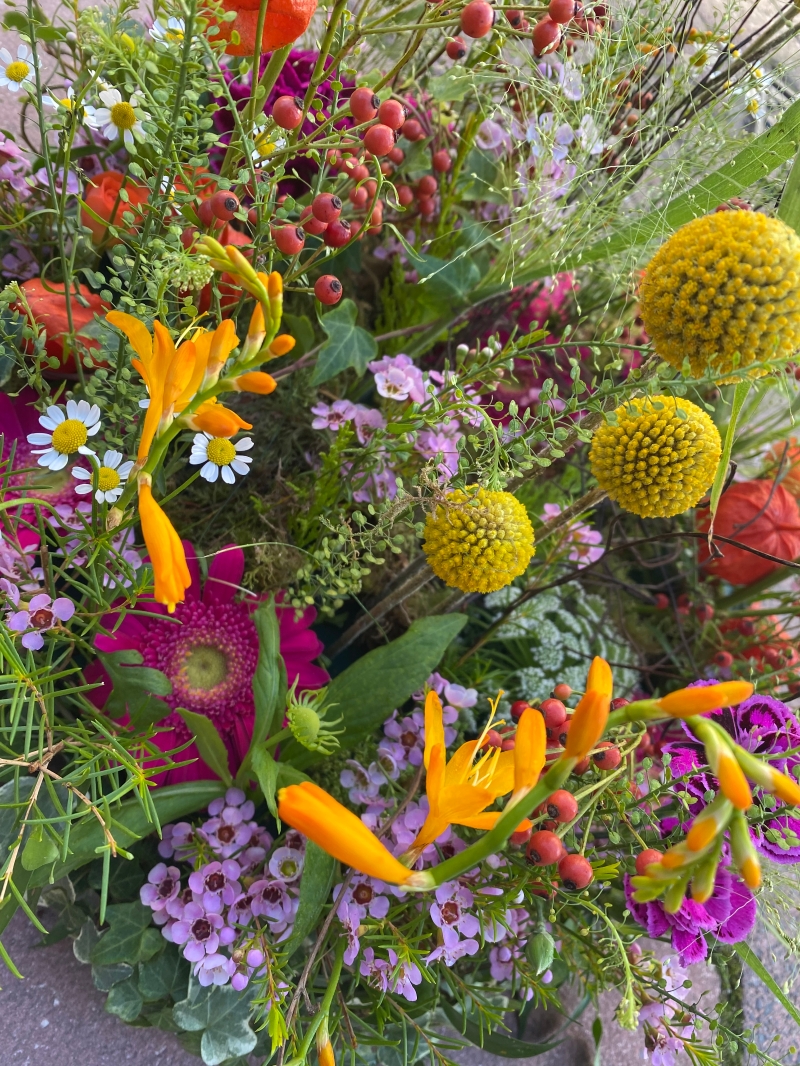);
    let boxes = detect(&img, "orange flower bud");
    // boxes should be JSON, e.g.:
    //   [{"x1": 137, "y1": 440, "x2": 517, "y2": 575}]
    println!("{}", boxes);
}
[
  {"x1": 715, "y1": 746, "x2": 753, "y2": 811},
  {"x1": 187, "y1": 400, "x2": 253, "y2": 437},
  {"x1": 269, "y1": 334, "x2": 296, "y2": 357},
  {"x1": 586, "y1": 656, "x2": 613, "y2": 698},
  {"x1": 564, "y1": 689, "x2": 610, "y2": 761},
  {"x1": 267, "y1": 270, "x2": 283, "y2": 298},
  {"x1": 656, "y1": 680, "x2": 753, "y2": 719},
  {"x1": 233, "y1": 371, "x2": 277, "y2": 395}
]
